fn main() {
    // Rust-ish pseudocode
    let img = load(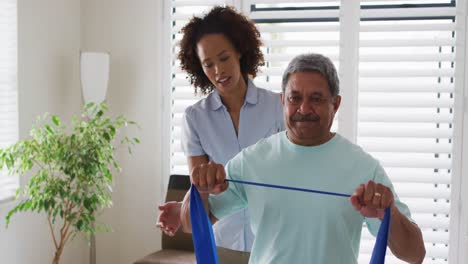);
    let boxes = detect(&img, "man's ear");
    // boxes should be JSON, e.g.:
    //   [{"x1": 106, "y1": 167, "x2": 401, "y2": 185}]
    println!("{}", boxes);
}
[
  {"x1": 333, "y1": 95, "x2": 341, "y2": 113},
  {"x1": 280, "y1": 92, "x2": 285, "y2": 106}
]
